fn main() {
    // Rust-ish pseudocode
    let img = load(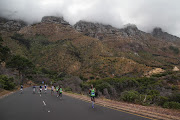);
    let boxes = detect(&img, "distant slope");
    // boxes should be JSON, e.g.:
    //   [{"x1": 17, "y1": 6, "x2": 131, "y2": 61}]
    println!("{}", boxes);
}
[
  {"x1": 74, "y1": 21, "x2": 180, "y2": 69},
  {"x1": 0, "y1": 16, "x2": 152, "y2": 78},
  {"x1": 152, "y1": 27, "x2": 180, "y2": 42}
]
